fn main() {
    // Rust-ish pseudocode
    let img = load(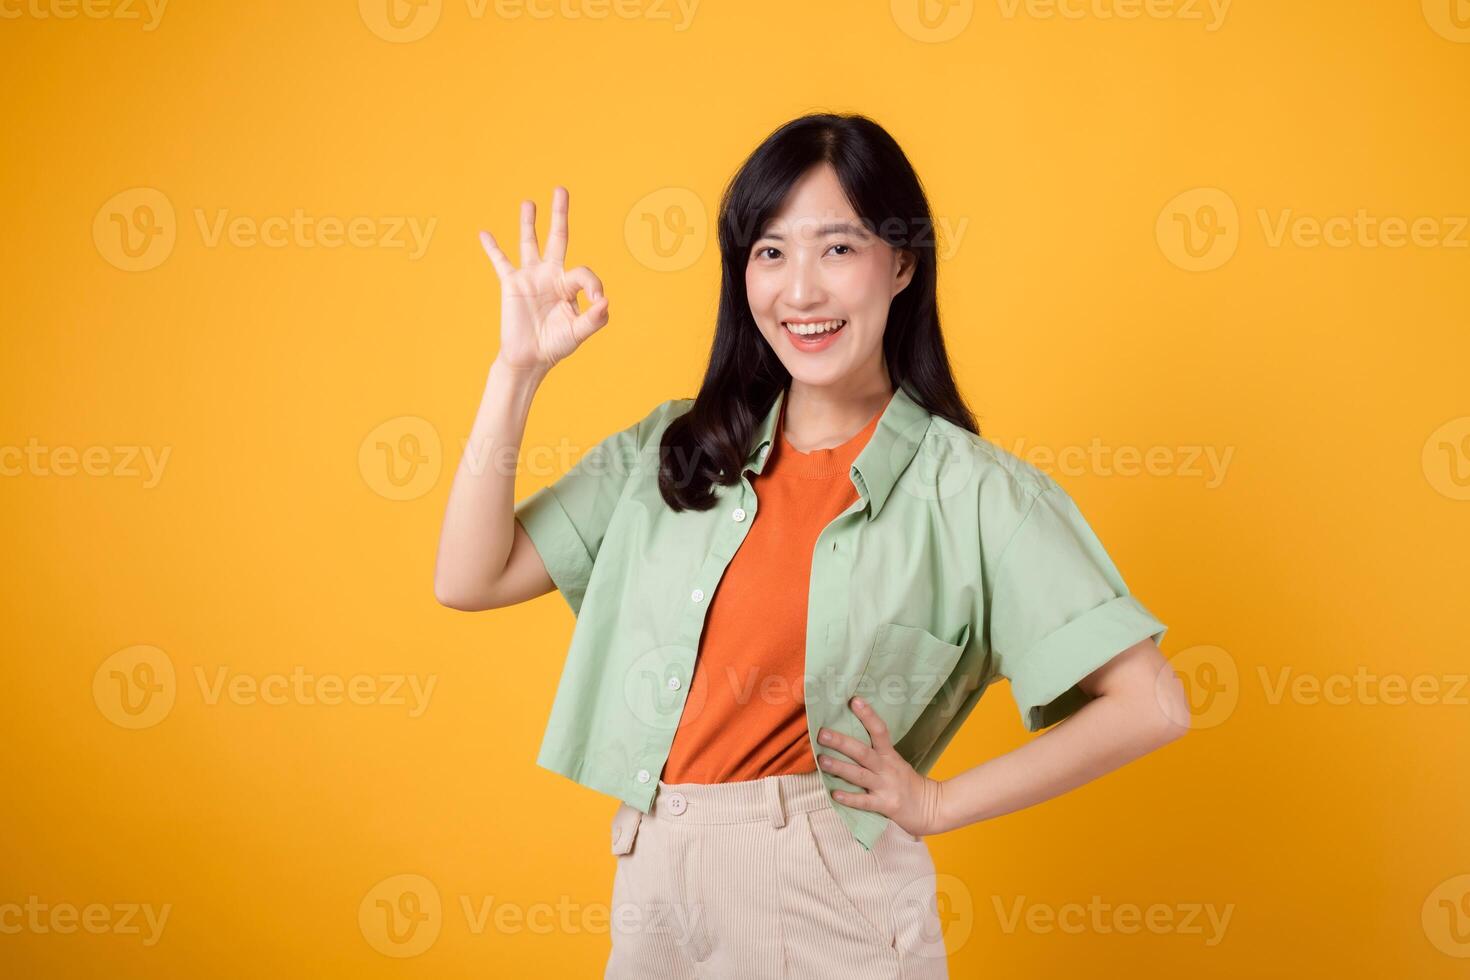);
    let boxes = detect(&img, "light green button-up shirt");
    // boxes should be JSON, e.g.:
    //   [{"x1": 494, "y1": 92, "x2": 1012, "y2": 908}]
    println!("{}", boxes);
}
[{"x1": 514, "y1": 383, "x2": 1168, "y2": 850}]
